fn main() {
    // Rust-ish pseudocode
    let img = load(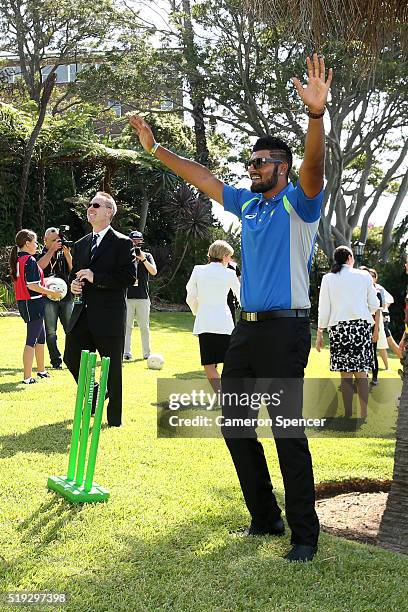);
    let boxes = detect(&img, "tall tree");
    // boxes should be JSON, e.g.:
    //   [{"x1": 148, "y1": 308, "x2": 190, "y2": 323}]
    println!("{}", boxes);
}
[
  {"x1": 189, "y1": 0, "x2": 408, "y2": 260},
  {"x1": 122, "y1": 0, "x2": 211, "y2": 167},
  {"x1": 0, "y1": 0, "x2": 119, "y2": 230},
  {"x1": 170, "y1": 0, "x2": 210, "y2": 166},
  {"x1": 101, "y1": 1, "x2": 407, "y2": 260}
]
